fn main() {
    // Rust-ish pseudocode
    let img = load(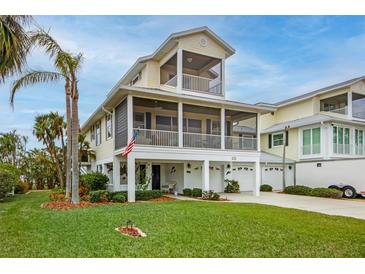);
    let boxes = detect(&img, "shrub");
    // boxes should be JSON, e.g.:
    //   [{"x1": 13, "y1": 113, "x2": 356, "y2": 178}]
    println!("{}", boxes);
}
[
  {"x1": 192, "y1": 188, "x2": 202, "y2": 197},
  {"x1": 202, "y1": 190, "x2": 220, "y2": 201},
  {"x1": 136, "y1": 190, "x2": 162, "y2": 200},
  {"x1": 182, "y1": 188, "x2": 192, "y2": 196},
  {"x1": 110, "y1": 192, "x2": 127, "y2": 203},
  {"x1": 224, "y1": 179, "x2": 240, "y2": 193},
  {"x1": 0, "y1": 164, "x2": 18, "y2": 200},
  {"x1": 311, "y1": 188, "x2": 342, "y2": 199},
  {"x1": 89, "y1": 190, "x2": 109, "y2": 203},
  {"x1": 49, "y1": 188, "x2": 66, "y2": 202},
  {"x1": 80, "y1": 172, "x2": 109, "y2": 191},
  {"x1": 260, "y1": 184, "x2": 273, "y2": 192},
  {"x1": 283, "y1": 185, "x2": 312, "y2": 196},
  {"x1": 15, "y1": 181, "x2": 31, "y2": 194},
  {"x1": 79, "y1": 185, "x2": 89, "y2": 198}
]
